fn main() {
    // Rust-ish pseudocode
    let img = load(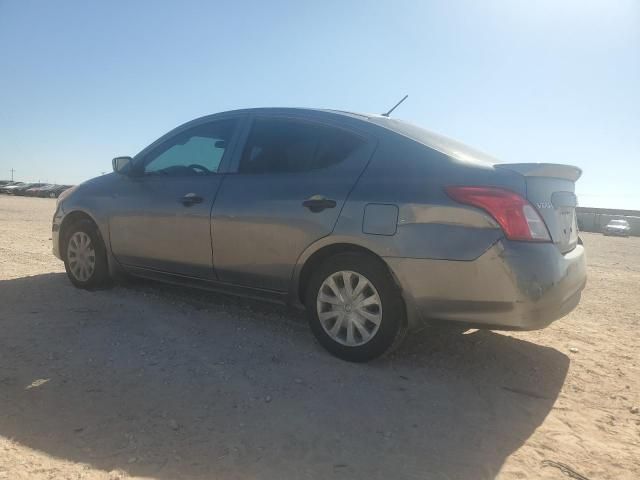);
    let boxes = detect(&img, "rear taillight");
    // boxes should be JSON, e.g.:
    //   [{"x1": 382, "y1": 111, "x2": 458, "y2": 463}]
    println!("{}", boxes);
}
[{"x1": 445, "y1": 186, "x2": 551, "y2": 242}]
